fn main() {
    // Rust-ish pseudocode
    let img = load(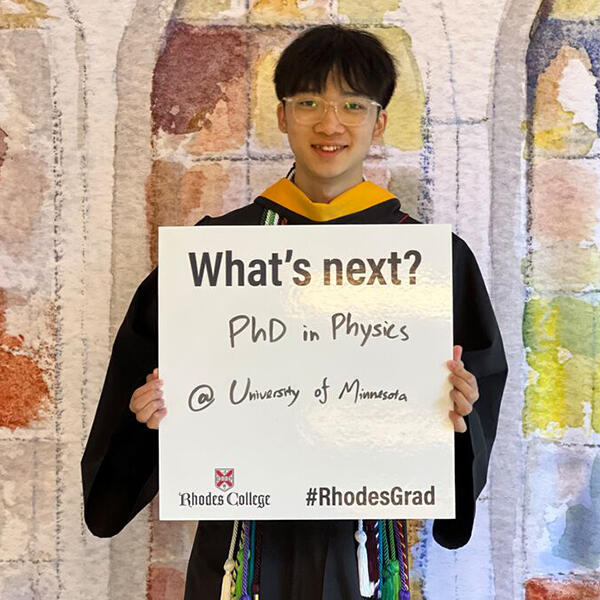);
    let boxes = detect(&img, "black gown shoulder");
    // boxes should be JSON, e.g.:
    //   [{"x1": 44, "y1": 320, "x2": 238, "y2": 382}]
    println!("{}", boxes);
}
[{"x1": 197, "y1": 202, "x2": 264, "y2": 226}]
